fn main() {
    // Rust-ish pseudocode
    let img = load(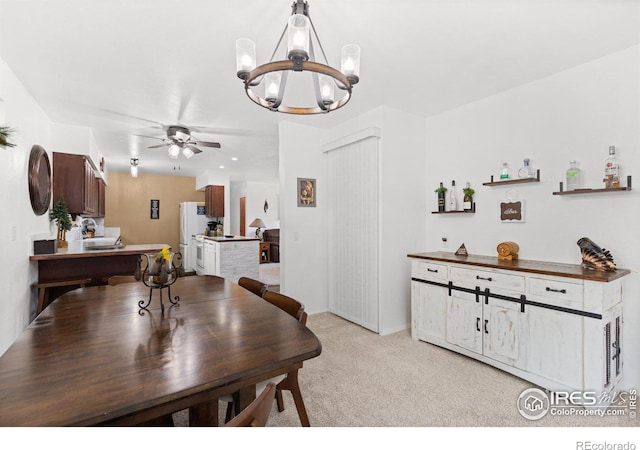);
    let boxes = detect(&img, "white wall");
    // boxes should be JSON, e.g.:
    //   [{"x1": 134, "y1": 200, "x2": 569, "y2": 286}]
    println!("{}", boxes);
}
[
  {"x1": 279, "y1": 121, "x2": 327, "y2": 314},
  {"x1": 246, "y1": 181, "x2": 280, "y2": 234},
  {"x1": 424, "y1": 45, "x2": 640, "y2": 389},
  {"x1": 230, "y1": 181, "x2": 279, "y2": 236},
  {"x1": 0, "y1": 57, "x2": 53, "y2": 355}
]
